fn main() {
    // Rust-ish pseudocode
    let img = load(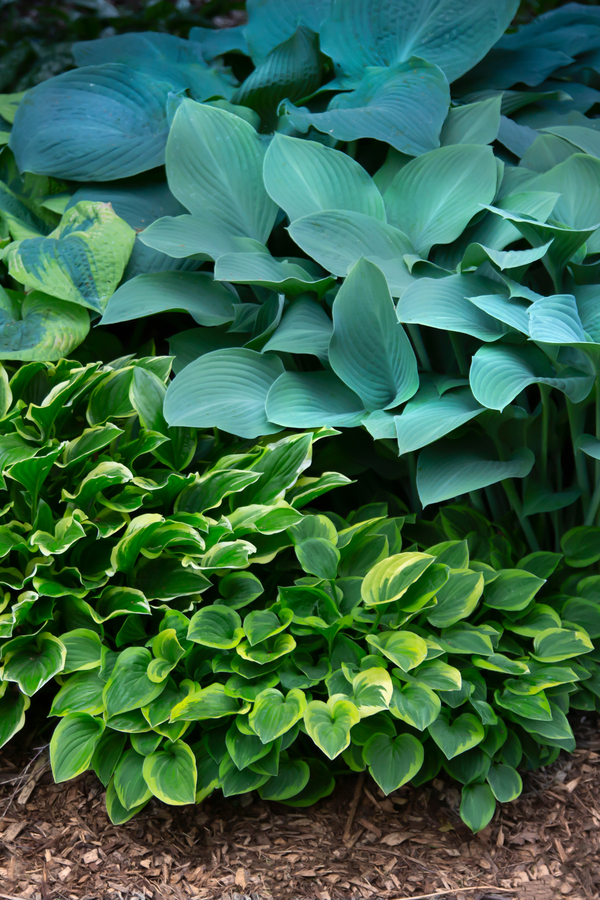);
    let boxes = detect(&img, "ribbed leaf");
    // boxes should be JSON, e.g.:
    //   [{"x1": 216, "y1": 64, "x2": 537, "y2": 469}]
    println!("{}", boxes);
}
[
  {"x1": 262, "y1": 297, "x2": 332, "y2": 361},
  {"x1": 384, "y1": 145, "x2": 497, "y2": 256},
  {"x1": 266, "y1": 371, "x2": 365, "y2": 428},
  {"x1": 470, "y1": 344, "x2": 594, "y2": 411},
  {"x1": 417, "y1": 440, "x2": 535, "y2": 508},
  {"x1": 329, "y1": 259, "x2": 418, "y2": 411},
  {"x1": 214, "y1": 252, "x2": 334, "y2": 298},
  {"x1": 283, "y1": 60, "x2": 449, "y2": 156},
  {"x1": 166, "y1": 100, "x2": 277, "y2": 242},
  {"x1": 397, "y1": 274, "x2": 508, "y2": 341},
  {"x1": 102, "y1": 272, "x2": 238, "y2": 326},
  {"x1": 395, "y1": 386, "x2": 484, "y2": 455},
  {"x1": 289, "y1": 210, "x2": 414, "y2": 295},
  {"x1": 10, "y1": 65, "x2": 173, "y2": 180},
  {"x1": 264, "y1": 133, "x2": 385, "y2": 222},
  {"x1": 6, "y1": 202, "x2": 135, "y2": 313},
  {"x1": 320, "y1": 0, "x2": 519, "y2": 83},
  {"x1": 0, "y1": 288, "x2": 89, "y2": 361},
  {"x1": 245, "y1": 0, "x2": 331, "y2": 61},
  {"x1": 164, "y1": 348, "x2": 285, "y2": 438},
  {"x1": 440, "y1": 97, "x2": 502, "y2": 146}
]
